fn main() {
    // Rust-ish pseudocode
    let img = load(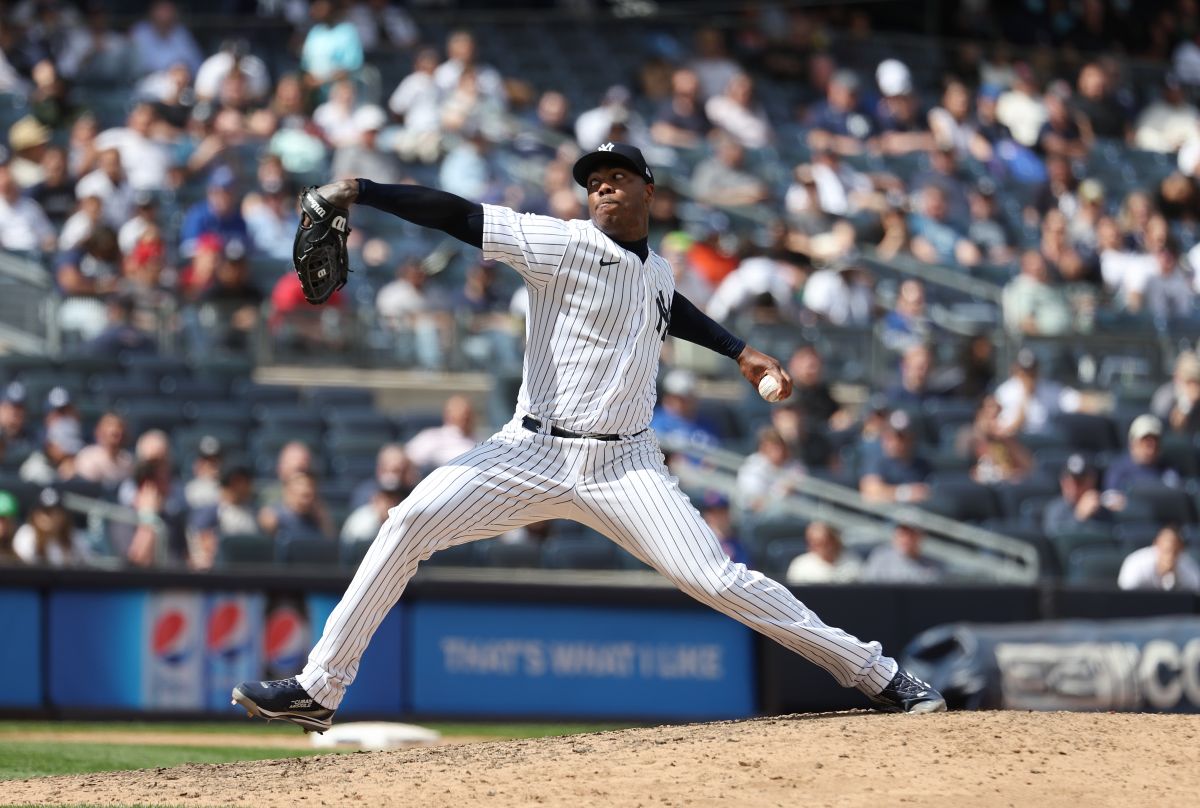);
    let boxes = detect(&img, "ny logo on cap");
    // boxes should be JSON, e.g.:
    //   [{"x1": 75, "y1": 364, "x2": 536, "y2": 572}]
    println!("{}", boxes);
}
[{"x1": 598, "y1": 142, "x2": 615, "y2": 151}]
